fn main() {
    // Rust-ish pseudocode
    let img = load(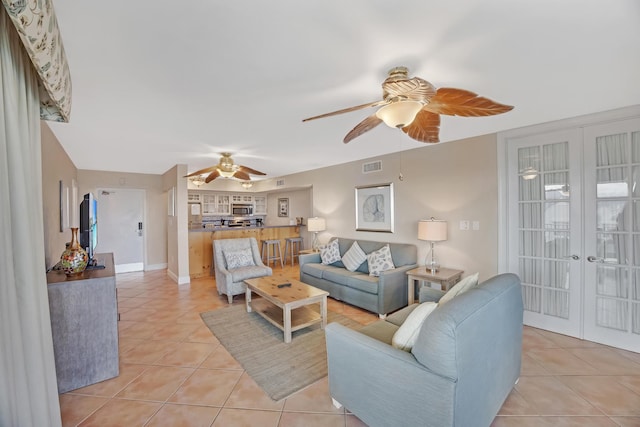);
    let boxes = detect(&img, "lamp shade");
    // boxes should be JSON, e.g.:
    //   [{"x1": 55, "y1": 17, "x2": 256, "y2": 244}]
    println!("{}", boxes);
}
[
  {"x1": 307, "y1": 217, "x2": 326, "y2": 232},
  {"x1": 375, "y1": 101, "x2": 423, "y2": 128},
  {"x1": 418, "y1": 219, "x2": 447, "y2": 242}
]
